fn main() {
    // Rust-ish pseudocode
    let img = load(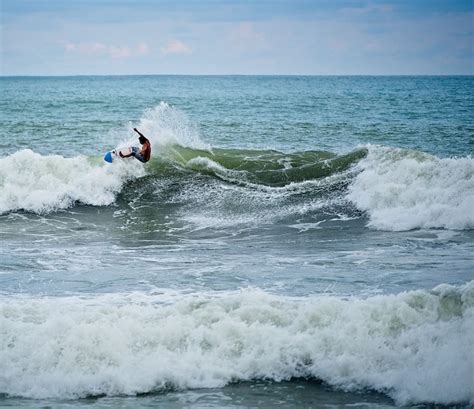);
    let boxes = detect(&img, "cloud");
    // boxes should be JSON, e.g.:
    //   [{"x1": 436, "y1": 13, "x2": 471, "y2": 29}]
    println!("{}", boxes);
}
[
  {"x1": 109, "y1": 46, "x2": 131, "y2": 59},
  {"x1": 64, "y1": 42, "x2": 149, "y2": 59},
  {"x1": 64, "y1": 42, "x2": 106, "y2": 53},
  {"x1": 230, "y1": 22, "x2": 266, "y2": 51},
  {"x1": 137, "y1": 42, "x2": 149, "y2": 55},
  {"x1": 161, "y1": 40, "x2": 192, "y2": 55}
]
